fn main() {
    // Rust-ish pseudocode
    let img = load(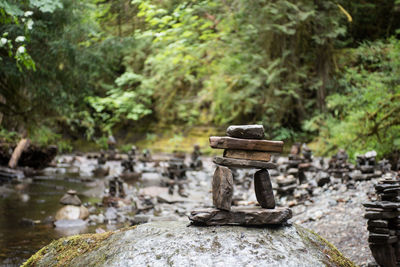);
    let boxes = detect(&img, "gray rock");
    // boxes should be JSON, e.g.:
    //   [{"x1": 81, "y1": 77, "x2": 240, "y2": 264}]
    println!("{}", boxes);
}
[
  {"x1": 131, "y1": 214, "x2": 150, "y2": 225},
  {"x1": 26, "y1": 221, "x2": 354, "y2": 267},
  {"x1": 226, "y1": 125, "x2": 264, "y2": 139},
  {"x1": 105, "y1": 207, "x2": 118, "y2": 221},
  {"x1": 97, "y1": 214, "x2": 105, "y2": 224},
  {"x1": 141, "y1": 172, "x2": 163, "y2": 187}
]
